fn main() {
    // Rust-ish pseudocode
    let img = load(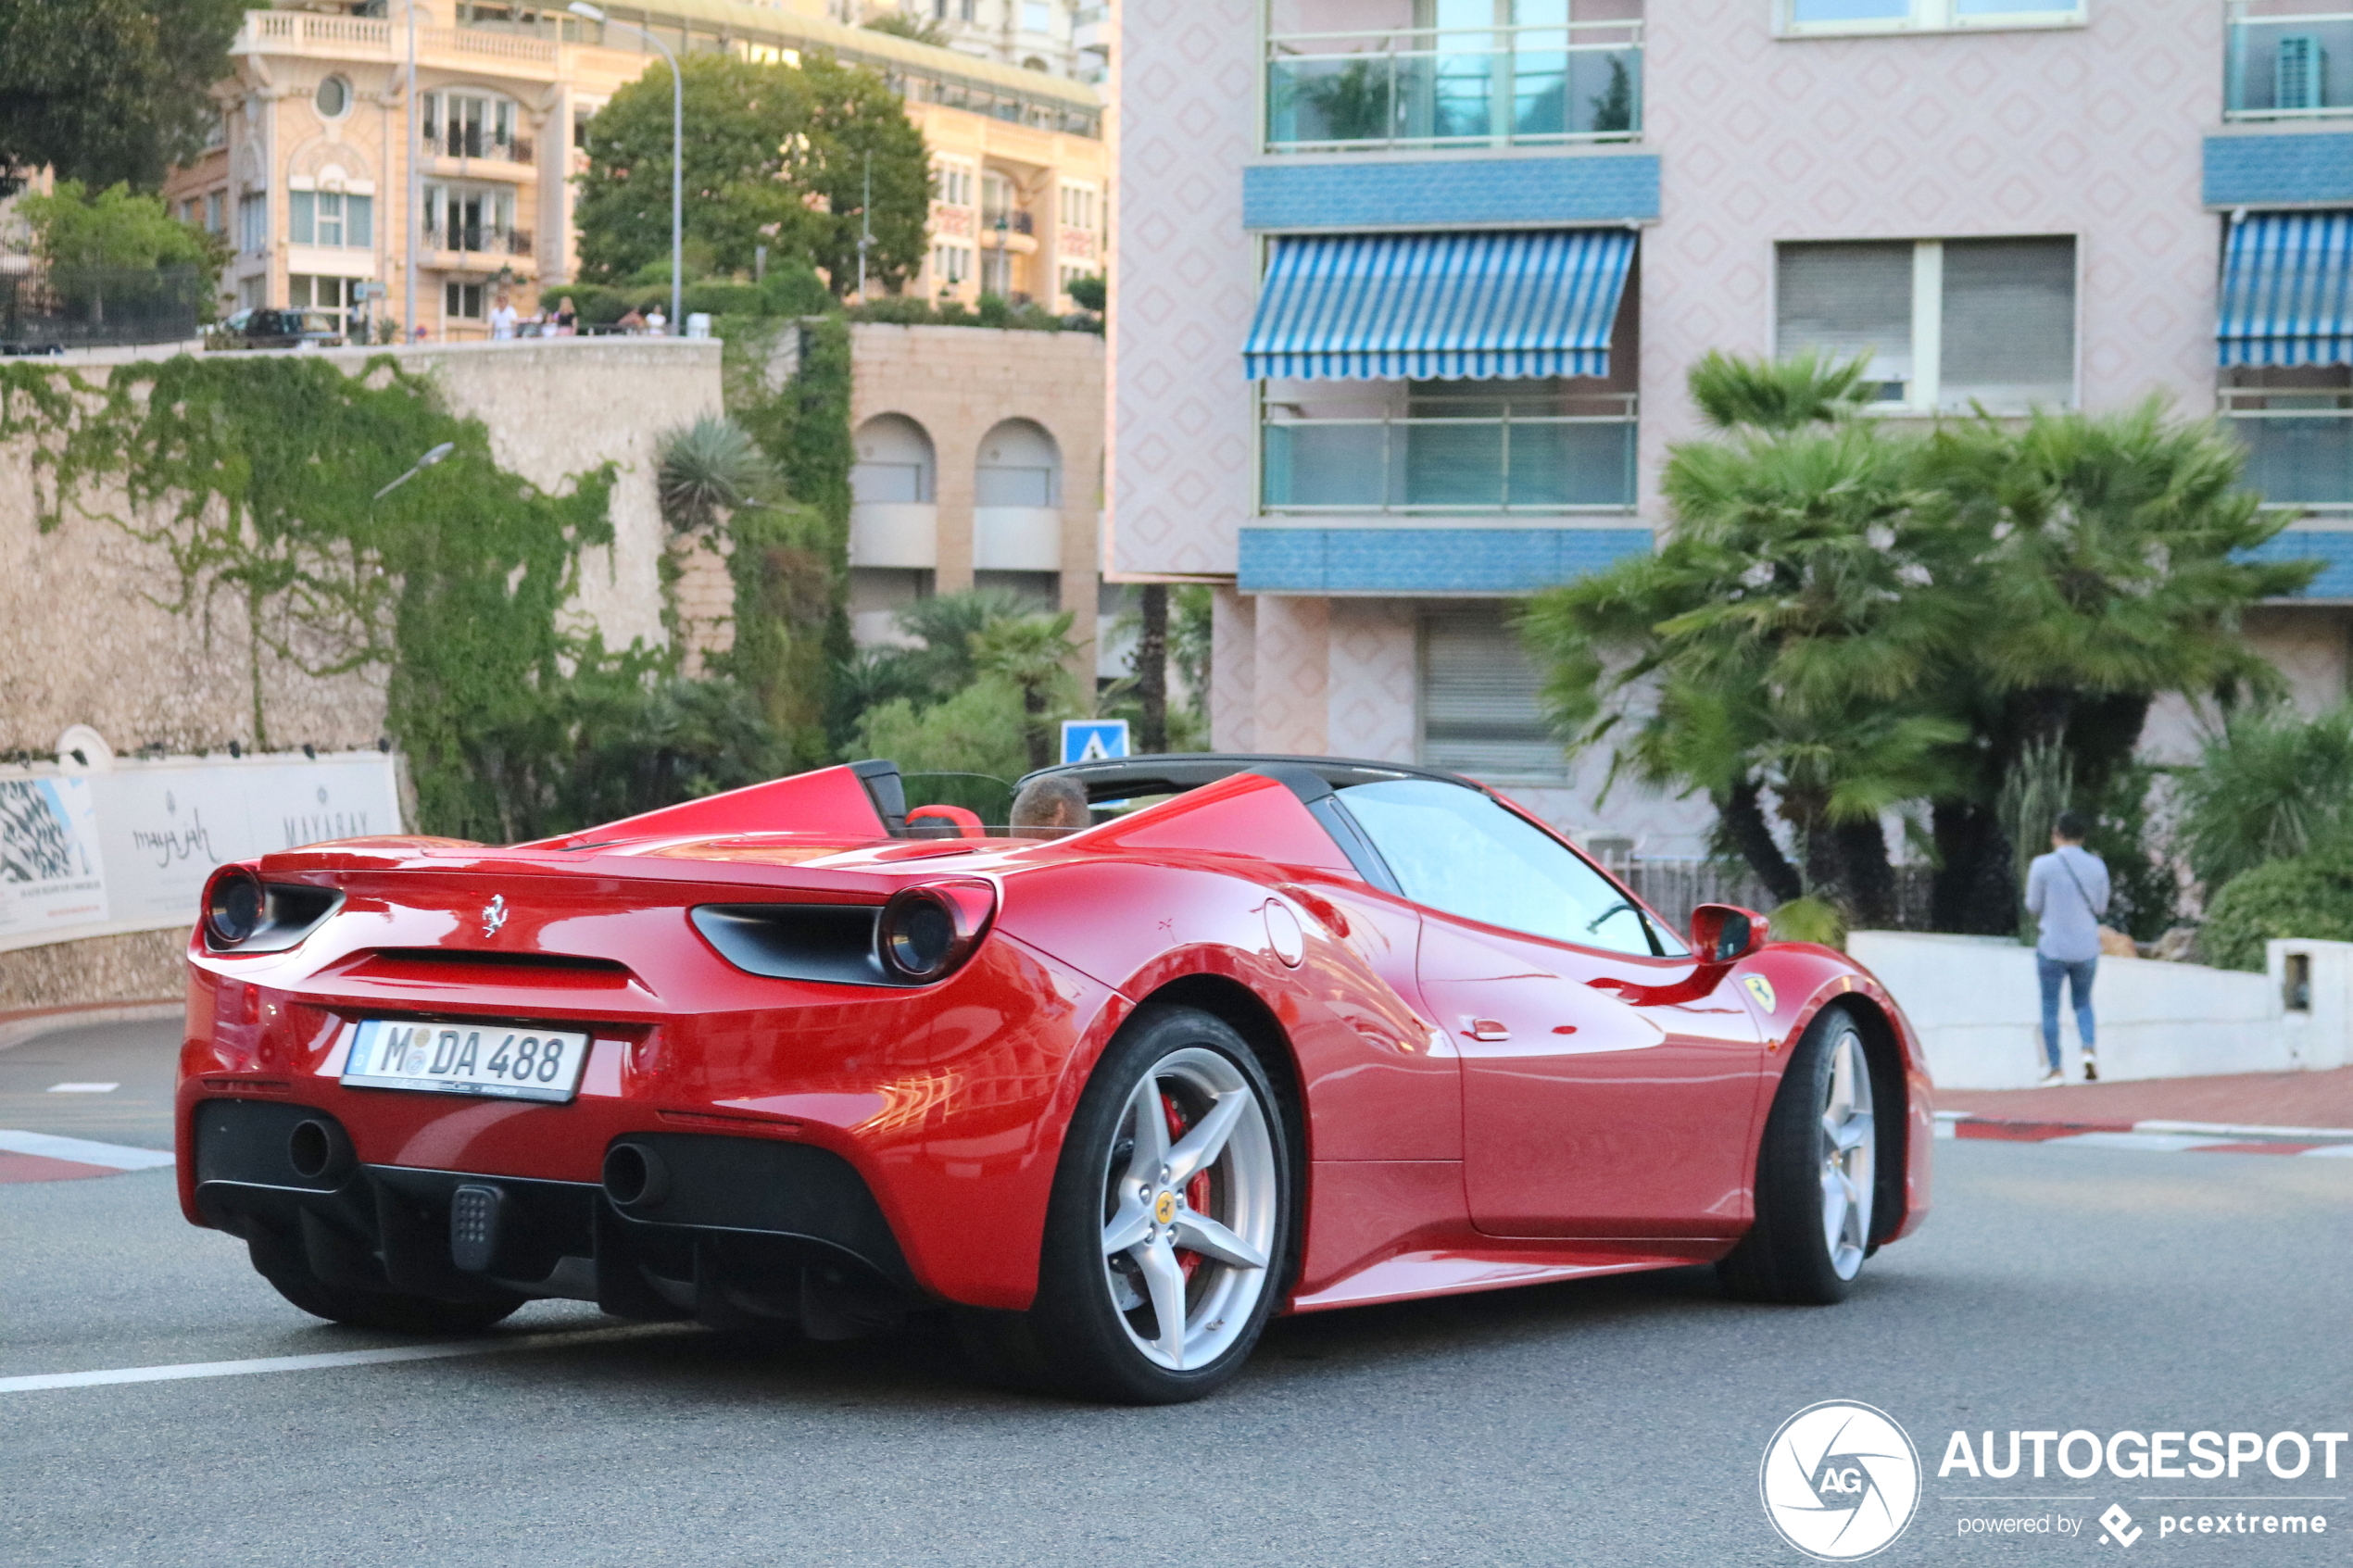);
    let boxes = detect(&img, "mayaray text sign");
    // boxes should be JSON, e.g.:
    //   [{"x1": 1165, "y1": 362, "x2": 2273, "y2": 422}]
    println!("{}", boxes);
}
[{"x1": 0, "y1": 747, "x2": 403, "y2": 952}]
